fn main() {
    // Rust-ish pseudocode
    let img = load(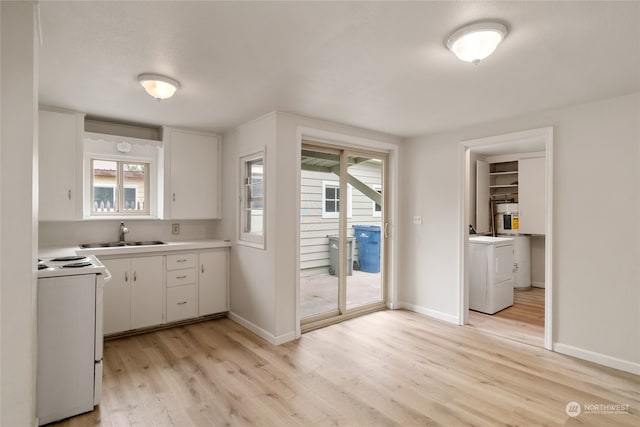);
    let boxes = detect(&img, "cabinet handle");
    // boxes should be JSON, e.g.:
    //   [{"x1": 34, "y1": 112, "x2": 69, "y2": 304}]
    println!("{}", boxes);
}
[
  {"x1": 177, "y1": 301, "x2": 187, "y2": 305},
  {"x1": 177, "y1": 259, "x2": 187, "y2": 263},
  {"x1": 173, "y1": 193, "x2": 176, "y2": 202},
  {"x1": 176, "y1": 275, "x2": 187, "y2": 279},
  {"x1": 125, "y1": 272, "x2": 128, "y2": 282},
  {"x1": 133, "y1": 271, "x2": 137, "y2": 282},
  {"x1": 68, "y1": 189, "x2": 72, "y2": 200},
  {"x1": 201, "y1": 264, "x2": 204, "y2": 274}
]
